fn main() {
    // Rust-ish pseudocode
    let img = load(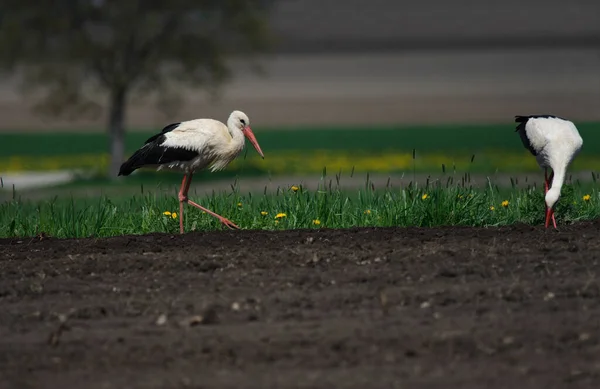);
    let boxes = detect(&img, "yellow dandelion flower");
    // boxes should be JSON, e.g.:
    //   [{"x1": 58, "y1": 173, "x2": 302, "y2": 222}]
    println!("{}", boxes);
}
[
  {"x1": 490, "y1": 206, "x2": 495, "y2": 211},
  {"x1": 422, "y1": 193, "x2": 429, "y2": 200},
  {"x1": 260, "y1": 211, "x2": 268, "y2": 216},
  {"x1": 275, "y1": 213, "x2": 287, "y2": 219},
  {"x1": 171, "y1": 212, "x2": 177, "y2": 219},
  {"x1": 501, "y1": 200, "x2": 509, "y2": 208},
  {"x1": 364, "y1": 209, "x2": 371, "y2": 215},
  {"x1": 163, "y1": 211, "x2": 172, "y2": 216},
  {"x1": 313, "y1": 219, "x2": 321, "y2": 225},
  {"x1": 237, "y1": 202, "x2": 243, "y2": 207},
  {"x1": 291, "y1": 185, "x2": 299, "y2": 192},
  {"x1": 583, "y1": 194, "x2": 591, "y2": 202}
]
